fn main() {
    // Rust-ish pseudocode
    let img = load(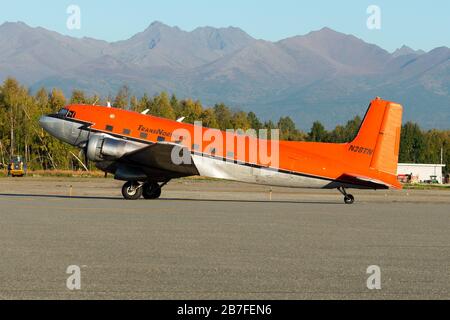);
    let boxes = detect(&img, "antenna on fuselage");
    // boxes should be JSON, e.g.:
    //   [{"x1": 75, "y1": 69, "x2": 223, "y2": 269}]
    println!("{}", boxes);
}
[
  {"x1": 176, "y1": 117, "x2": 185, "y2": 123},
  {"x1": 141, "y1": 109, "x2": 150, "y2": 115},
  {"x1": 107, "y1": 101, "x2": 112, "y2": 108}
]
